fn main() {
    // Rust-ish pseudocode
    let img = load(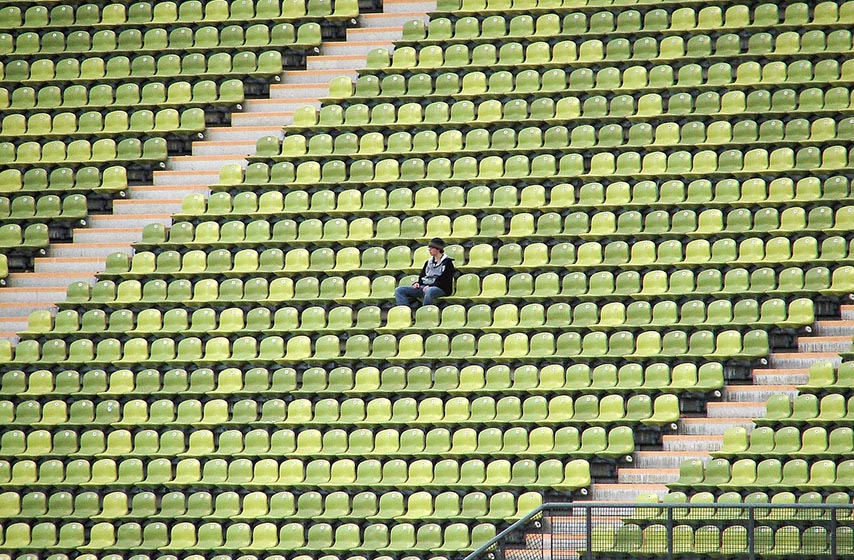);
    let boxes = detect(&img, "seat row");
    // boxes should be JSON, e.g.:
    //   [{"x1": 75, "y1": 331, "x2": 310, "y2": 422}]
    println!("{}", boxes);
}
[
  {"x1": 0, "y1": 361, "x2": 721, "y2": 398},
  {"x1": 0, "y1": 456, "x2": 592, "y2": 491},
  {"x1": 0, "y1": 51, "x2": 284, "y2": 85},
  {"x1": 150, "y1": 207, "x2": 854, "y2": 250},
  {"x1": 0, "y1": 488, "x2": 540, "y2": 523},
  {"x1": 318, "y1": 59, "x2": 853, "y2": 104},
  {"x1": 0, "y1": 328, "x2": 770, "y2": 365},
  {"x1": 0, "y1": 138, "x2": 167, "y2": 169},
  {"x1": 0, "y1": 393, "x2": 676, "y2": 428},
  {"x1": 0, "y1": 166, "x2": 127, "y2": 195},
  {"x1": 672, "y1": 457, "x2": 854, "y2": 491},
  {"x1": 0, "y1": 109, "x2": 205, "y2": 141},
  {"x1": 0, "y1": 519, "x2": 493, "y2": 554},
  {"x1": 0, "y1": 224, "x2": 49, "y2": 252},
  {"x1": 61, "y1": 265, "x2": 852, "y2": 310},
  {"x1": 264, "y1": 117, "x2": 854, "y2": 160},
  {"x1": 594, "y1": 524, "x2": 848, "y2": 556},
  {"x1": 96, "y1": 236, "x2": 854, "y2": 279},
  {"x1": 408, "y1": 3, "x2": 836, "y2": 44},
  {"x1": 208, "y1": 176, "x2": 849, "y2": 216},
  {"x1": 435, "y1": 1, "x2": 842, "y2": 29},
  {"x1": 0, "y1": 194, "x2": 86, "y2": 224},
  {"x1": 648, "y1": 489, "x2": 854, "y2": 519},
  {"x1": 715, "y1": 425, "x2": 854, "y2": 459},
  {"x1": 375, "y1": 29, "x2": 854, "y2": 71},
  {"x1": 22, "y1": 298, "x2": 811, "y2": 340},
  {"x1": 0, "y1": 0, "x2": 358, "y2": 30},
  {"x1": 757, "y1": 393, "x2": 854, "y2": 427},
  {"x1": 798, "y1": 361, "x2": 854, "y2": 392},
  {"x1": 4, "y1": 23, "x2": 321, "y2": 58},
  {"x1": 0, "y1": 424, "x2": 634, "y2": 460},
  {"x1": 2, "y1": 80, "x2": 243, "y2": 115},
  {"x1": 289, "y1": 87, "x2": 854, "y2": 131},
  {"x1": 224, "y1": 146, "x2": 854, "y2": 188}
]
